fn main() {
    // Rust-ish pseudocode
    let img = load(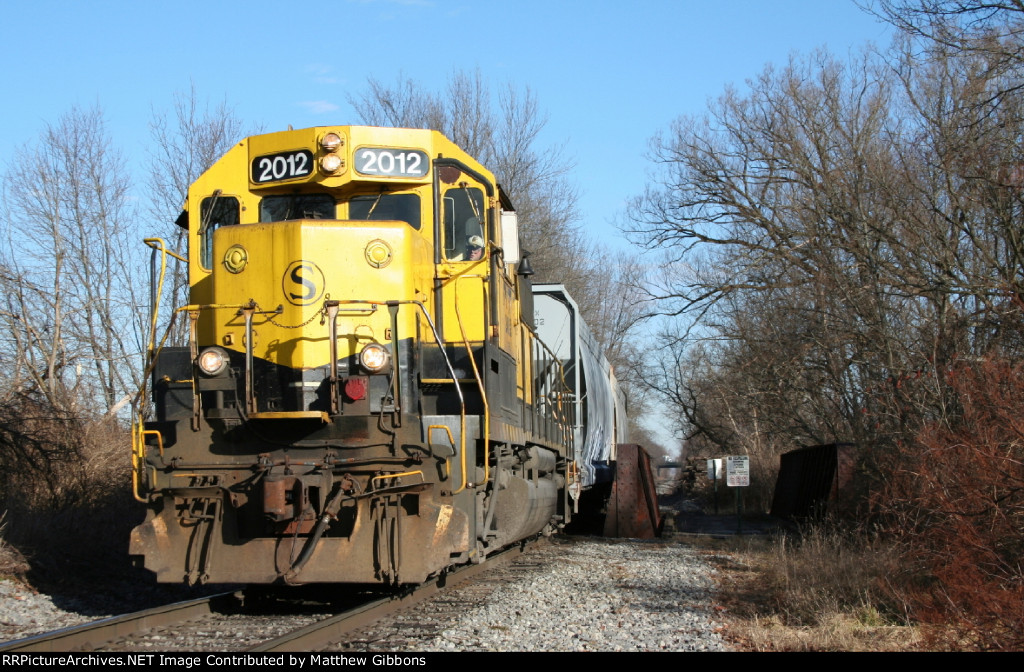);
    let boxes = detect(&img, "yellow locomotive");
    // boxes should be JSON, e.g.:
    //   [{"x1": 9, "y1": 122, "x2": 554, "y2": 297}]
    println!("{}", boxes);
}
[{"x1": 131, "y1": 126, "x2": 577, "y2": 585}]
